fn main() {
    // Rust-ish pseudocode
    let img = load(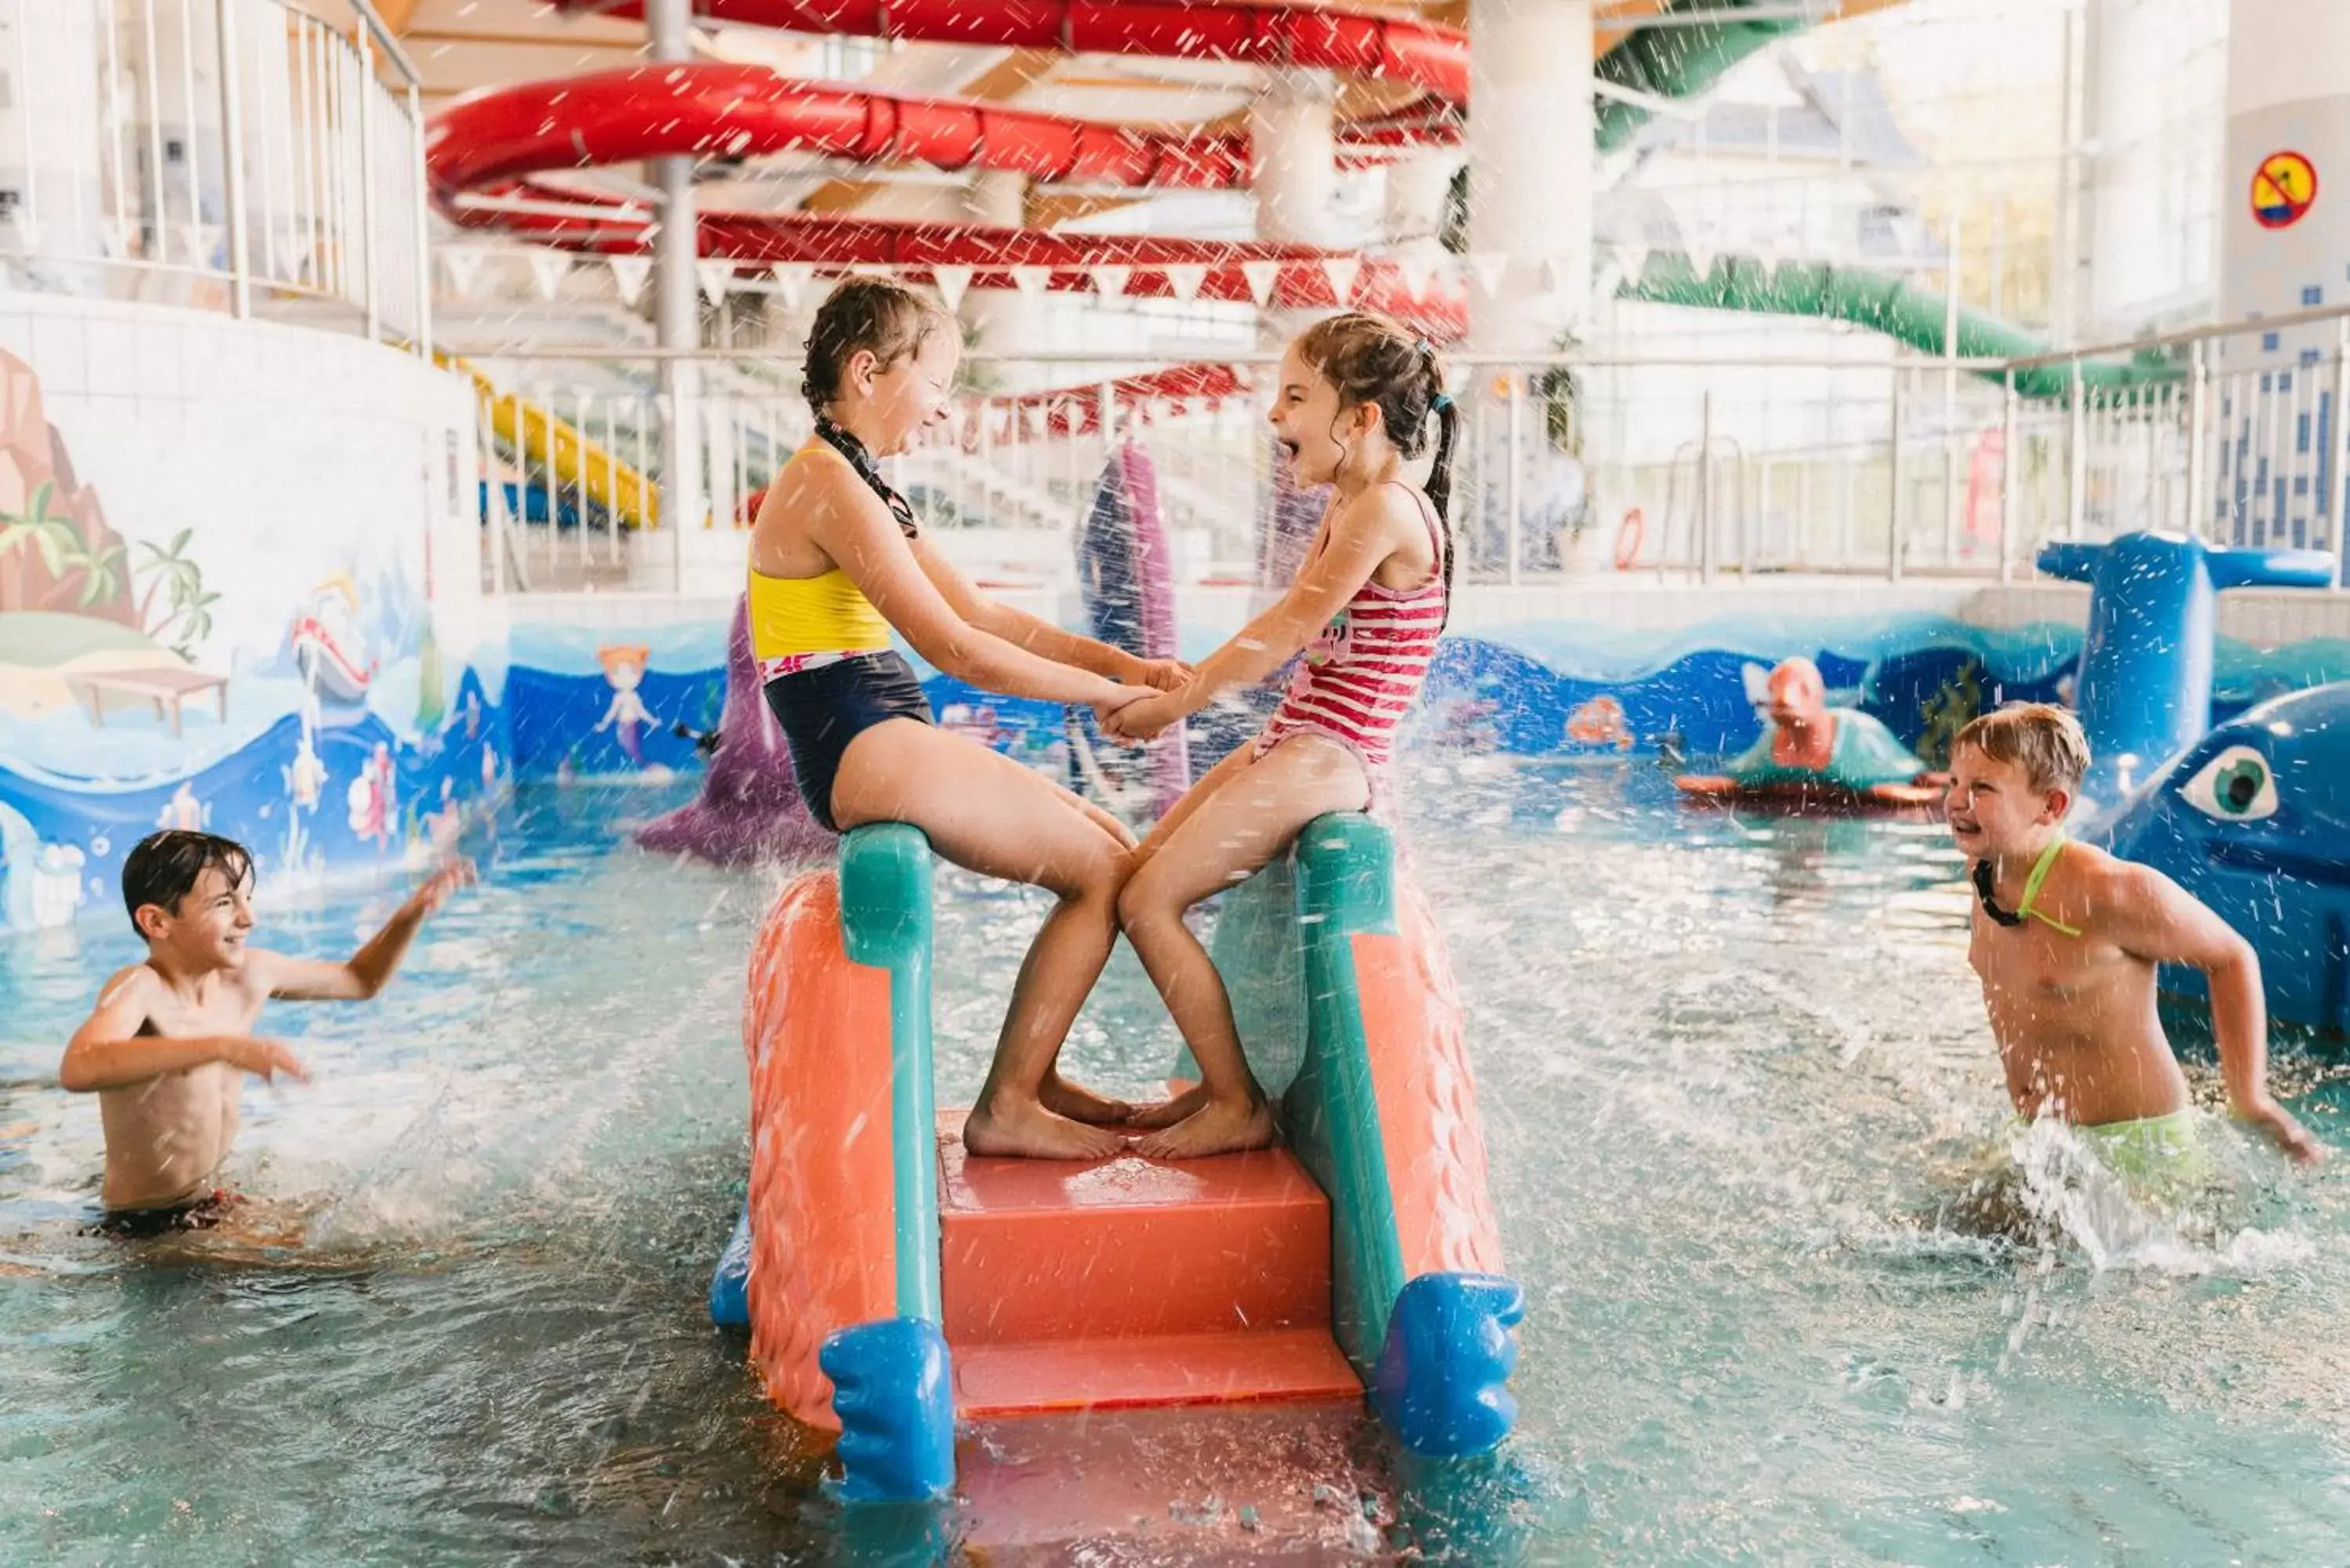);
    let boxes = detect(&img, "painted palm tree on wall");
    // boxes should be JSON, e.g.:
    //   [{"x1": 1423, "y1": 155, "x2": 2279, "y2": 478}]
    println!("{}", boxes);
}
[{"x1": 135, "y1": 529, "x2": 219, "y2": 661}]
